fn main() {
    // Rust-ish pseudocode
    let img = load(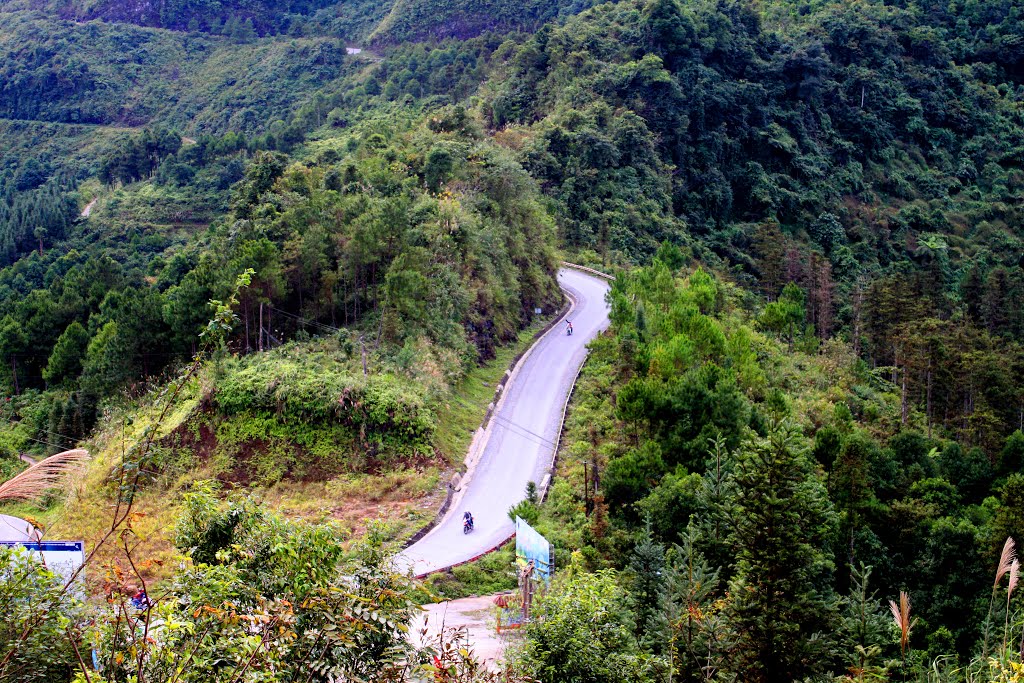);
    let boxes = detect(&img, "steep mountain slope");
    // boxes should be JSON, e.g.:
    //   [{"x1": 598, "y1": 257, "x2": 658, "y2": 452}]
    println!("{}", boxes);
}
[
  {"x1": 16, "y1": 0, "x2": 391, "y2": 38},
  {"x1": 0, "y1": 10, "x2": 369, "y2": 282},
  {"x1": 469, "y1": 0, "x2": 1024, "y2": 426},
  {"x1": 0, "y1": 11, "x2": 355, "y2": 131},
  {"x1": 368, "y1": 0, "x2": 600, "y2": 44},
  {"x1": 483, "y1": 0, "x2": 1024, "y2": 278},
  {"x1": 2, "y1": 0, "x2": 1022, "y2": 475}
]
